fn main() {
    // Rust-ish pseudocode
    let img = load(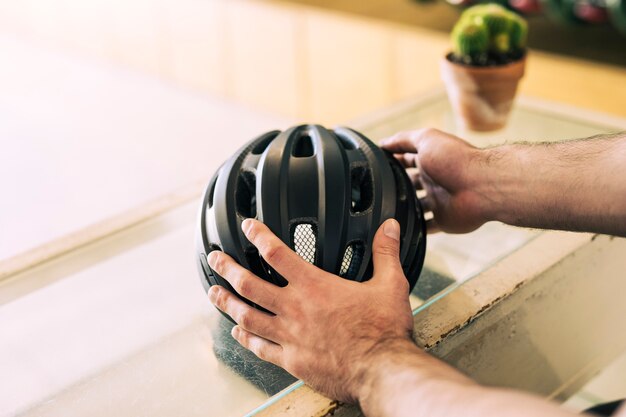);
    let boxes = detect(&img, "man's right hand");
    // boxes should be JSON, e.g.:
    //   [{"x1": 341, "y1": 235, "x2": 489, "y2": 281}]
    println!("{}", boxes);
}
[
  {"x1": 381, "y1": 128, "x2": 492, "y2": 234},
  {"x1": 382, "y1": 129, "x2": 626, "y2": 238}
]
